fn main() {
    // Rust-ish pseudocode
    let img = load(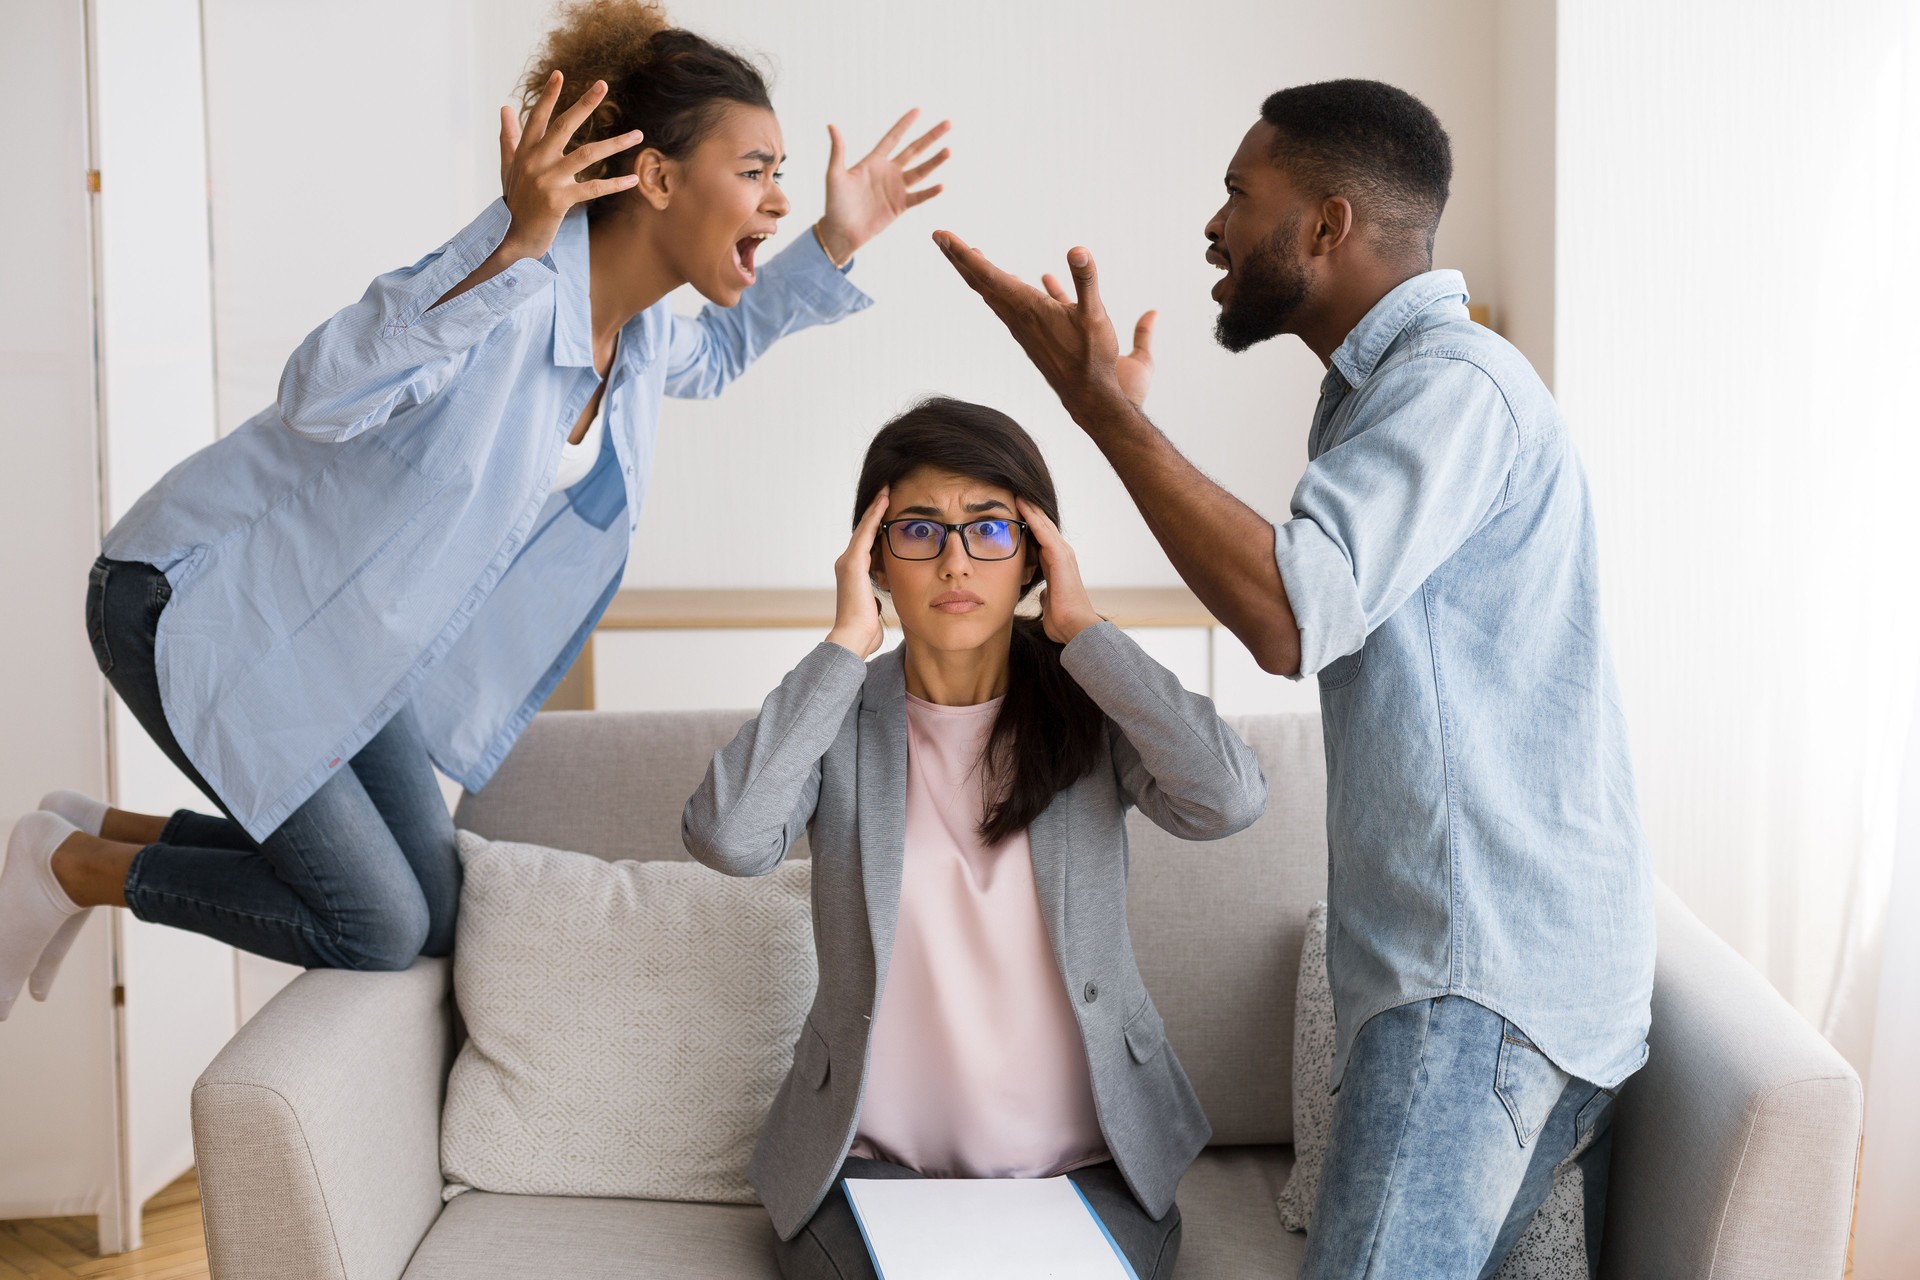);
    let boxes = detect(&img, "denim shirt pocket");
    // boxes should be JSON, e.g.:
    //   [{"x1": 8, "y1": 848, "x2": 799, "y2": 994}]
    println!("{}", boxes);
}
[{"x1": 1494, "y1": 1020, "x2": 1569, "y2": 1148}]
